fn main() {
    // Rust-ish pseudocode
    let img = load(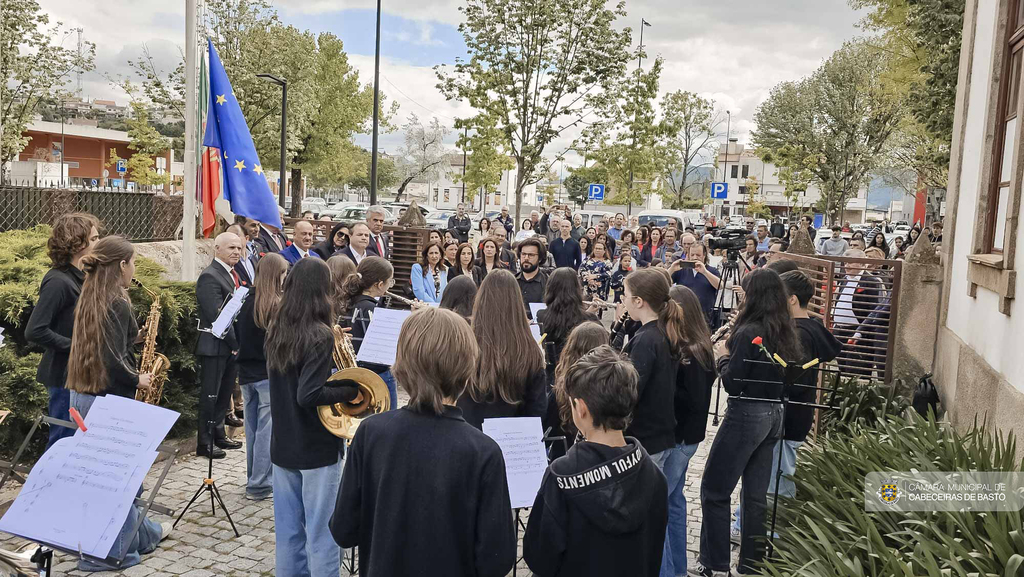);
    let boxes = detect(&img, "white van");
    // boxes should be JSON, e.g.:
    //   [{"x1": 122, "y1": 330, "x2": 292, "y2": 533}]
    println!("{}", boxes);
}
[{"x1": 637, "y1": 209, "x2": 699, "y2": 234}]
